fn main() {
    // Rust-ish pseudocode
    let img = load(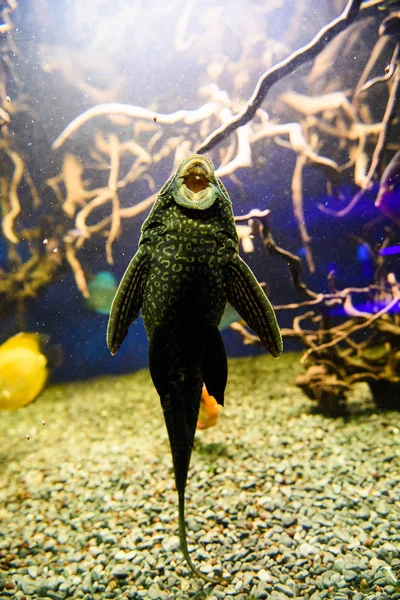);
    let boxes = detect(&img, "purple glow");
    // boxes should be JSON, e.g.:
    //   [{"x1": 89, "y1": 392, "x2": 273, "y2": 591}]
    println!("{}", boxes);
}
[
  {"x1": 379, "y1": 245, "x2": 400, "y2": 256},
  {"x1": 329, "y1": 301, "x2": 399, "y2": 317}
]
